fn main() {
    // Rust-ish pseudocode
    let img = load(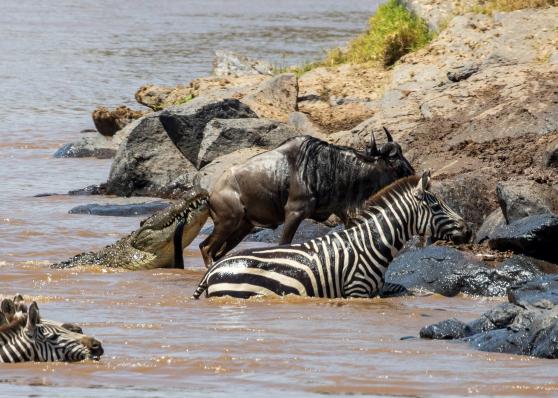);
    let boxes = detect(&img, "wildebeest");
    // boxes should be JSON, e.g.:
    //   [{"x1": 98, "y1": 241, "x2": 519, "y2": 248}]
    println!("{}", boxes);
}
[{"x1": 200, "y1": 128, "x2": 414, "y2": 266}]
